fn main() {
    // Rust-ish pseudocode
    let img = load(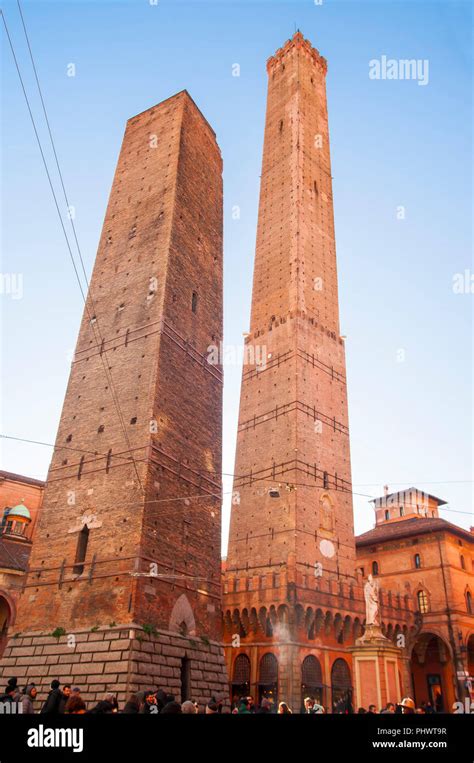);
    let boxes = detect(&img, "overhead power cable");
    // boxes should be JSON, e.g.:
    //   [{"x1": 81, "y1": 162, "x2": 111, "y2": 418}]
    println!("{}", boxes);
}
[{"x1": 1, "y1": 6, "x2": 144, "y2": 493}]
